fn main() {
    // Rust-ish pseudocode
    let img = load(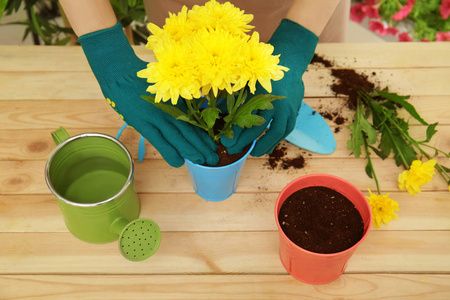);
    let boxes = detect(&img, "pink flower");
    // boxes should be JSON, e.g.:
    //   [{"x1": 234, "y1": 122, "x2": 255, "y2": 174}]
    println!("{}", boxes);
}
[
  {"x1": 369, "y1": 21, "x2": 387, "y2": 35},
  {"x1": 421, "y1": 38, "x2": 430, "y2": 42},
  {"x1": 440, "y1": 0, "x2": 450, "y2": 19},
  {"x1": 350, "y1": 3, "x2": 366, "y2": 23},
  {"x1": 385, "y1": 26, "x2": 399, "y2": 36},
  {"x1": 392, "y1": 1, "x2": 415, "y2": 21},
  {"x1": 362, "y1": 5, "x2": 380, "y2": 19},
  {"x1": 398, "y1": 32, "x2": 412, "y2": 42},
  {"x1": 436, "y1": 31, "x2": 450, "y2": 41}
]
